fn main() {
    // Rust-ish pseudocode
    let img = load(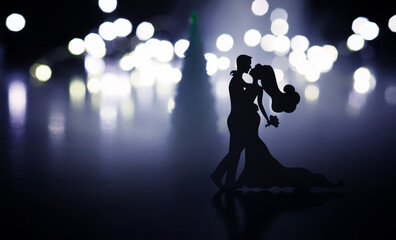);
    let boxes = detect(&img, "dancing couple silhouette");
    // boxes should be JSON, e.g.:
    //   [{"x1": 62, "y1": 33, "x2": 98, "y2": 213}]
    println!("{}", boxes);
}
[{"x1": 211, "y1": 55, "x2": 343, "y2": 190}]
